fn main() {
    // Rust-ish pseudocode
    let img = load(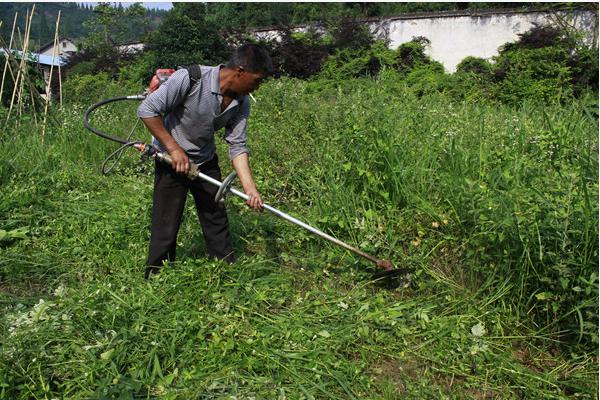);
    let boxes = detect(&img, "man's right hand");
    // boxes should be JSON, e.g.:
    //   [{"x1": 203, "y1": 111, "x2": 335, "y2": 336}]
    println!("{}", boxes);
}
[
  {"x1": 139, "y1": 117, "x2": 190, "y2": 175},
  {"x1": 168, "y1": 147, "x2": 190, "y2": 175}
]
